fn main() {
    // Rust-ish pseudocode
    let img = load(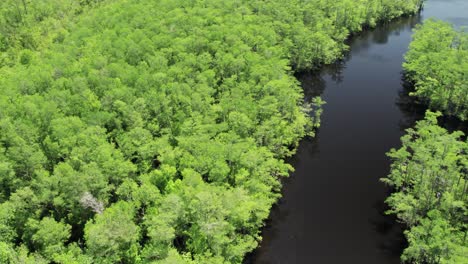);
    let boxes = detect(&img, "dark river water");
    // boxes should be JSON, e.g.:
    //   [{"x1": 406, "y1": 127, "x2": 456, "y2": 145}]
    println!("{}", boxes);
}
[{"x1": 248, "y1": 1, "x2": 468, "y2": 263}]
